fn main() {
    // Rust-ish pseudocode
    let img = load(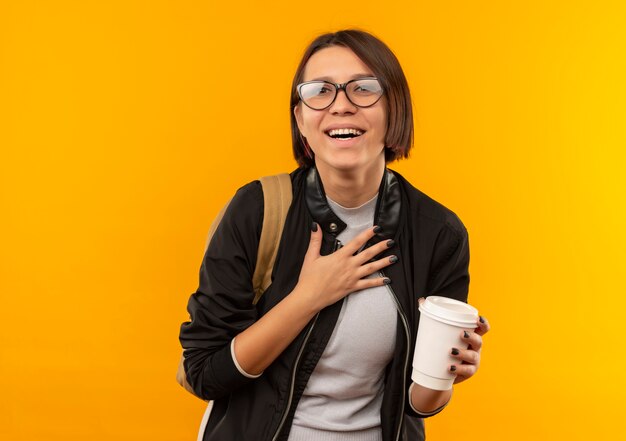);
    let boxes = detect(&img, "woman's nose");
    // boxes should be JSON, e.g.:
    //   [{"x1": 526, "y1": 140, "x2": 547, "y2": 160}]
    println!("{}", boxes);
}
[{"x1": 329, "y1": 89, "x2": 357, "y2": 114}]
